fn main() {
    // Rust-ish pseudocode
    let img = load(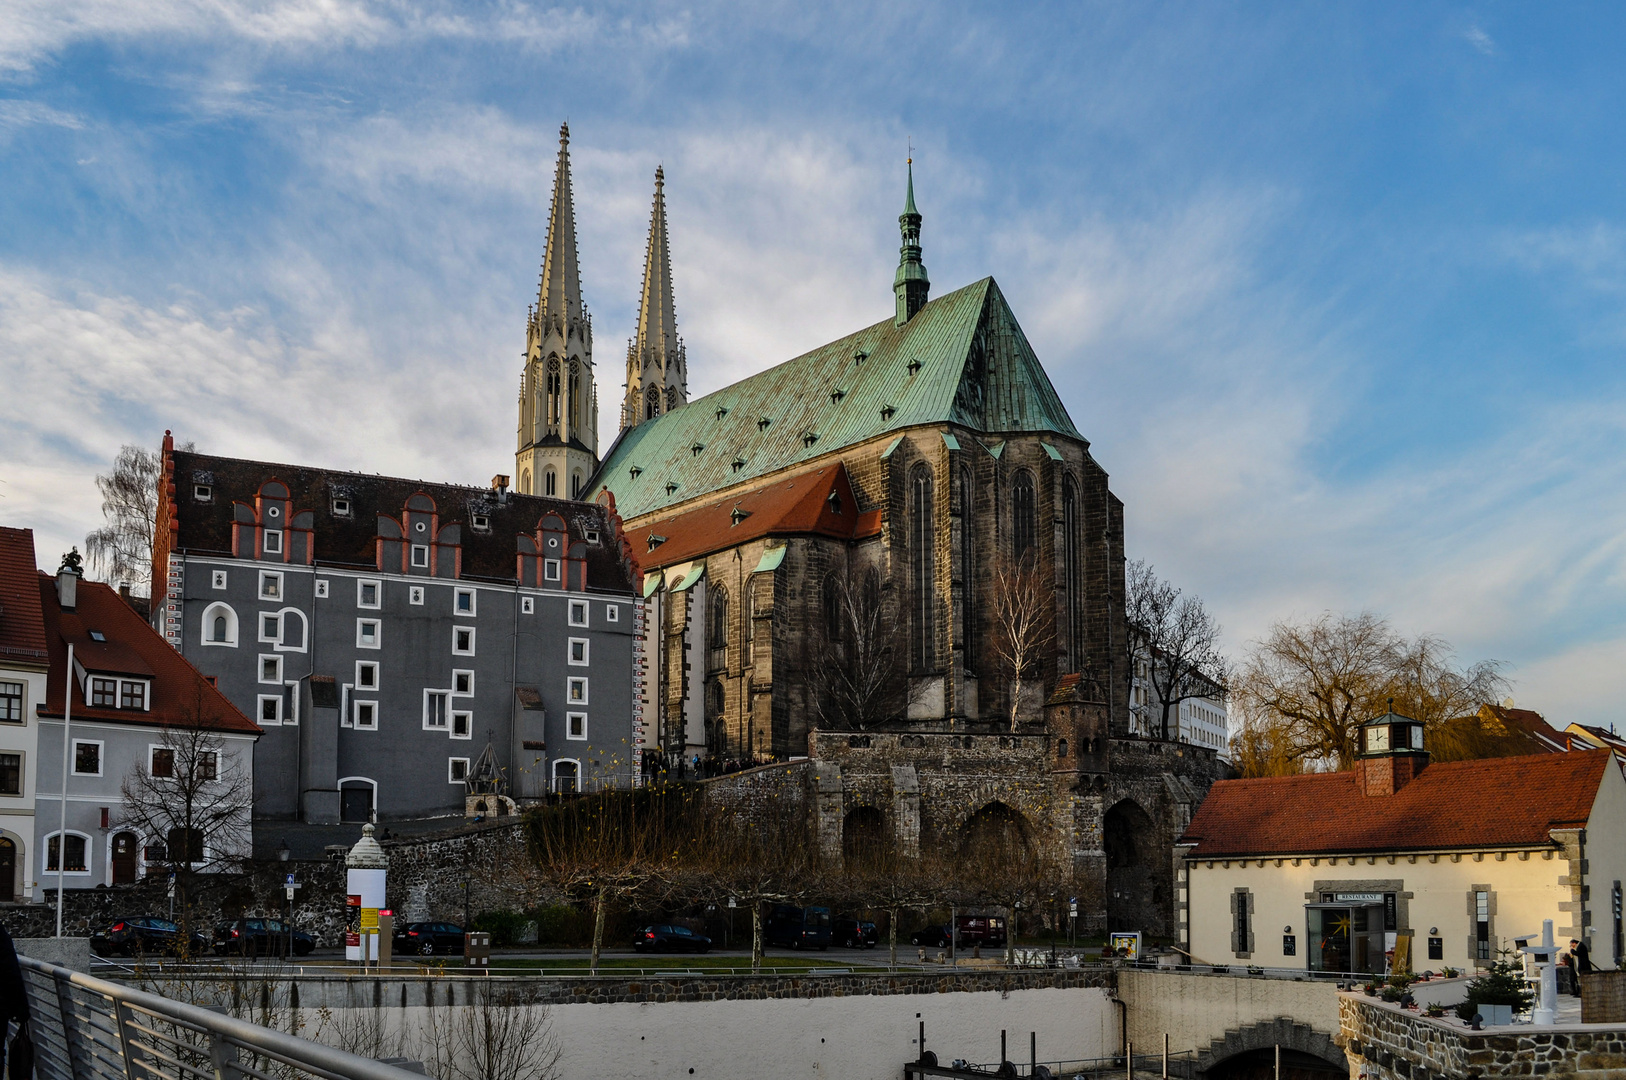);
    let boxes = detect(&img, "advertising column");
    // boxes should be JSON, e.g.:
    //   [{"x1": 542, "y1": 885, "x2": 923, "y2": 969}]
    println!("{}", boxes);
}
[{"x1": 344, "y1": 822, "x2": 388, "y2": 963}]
